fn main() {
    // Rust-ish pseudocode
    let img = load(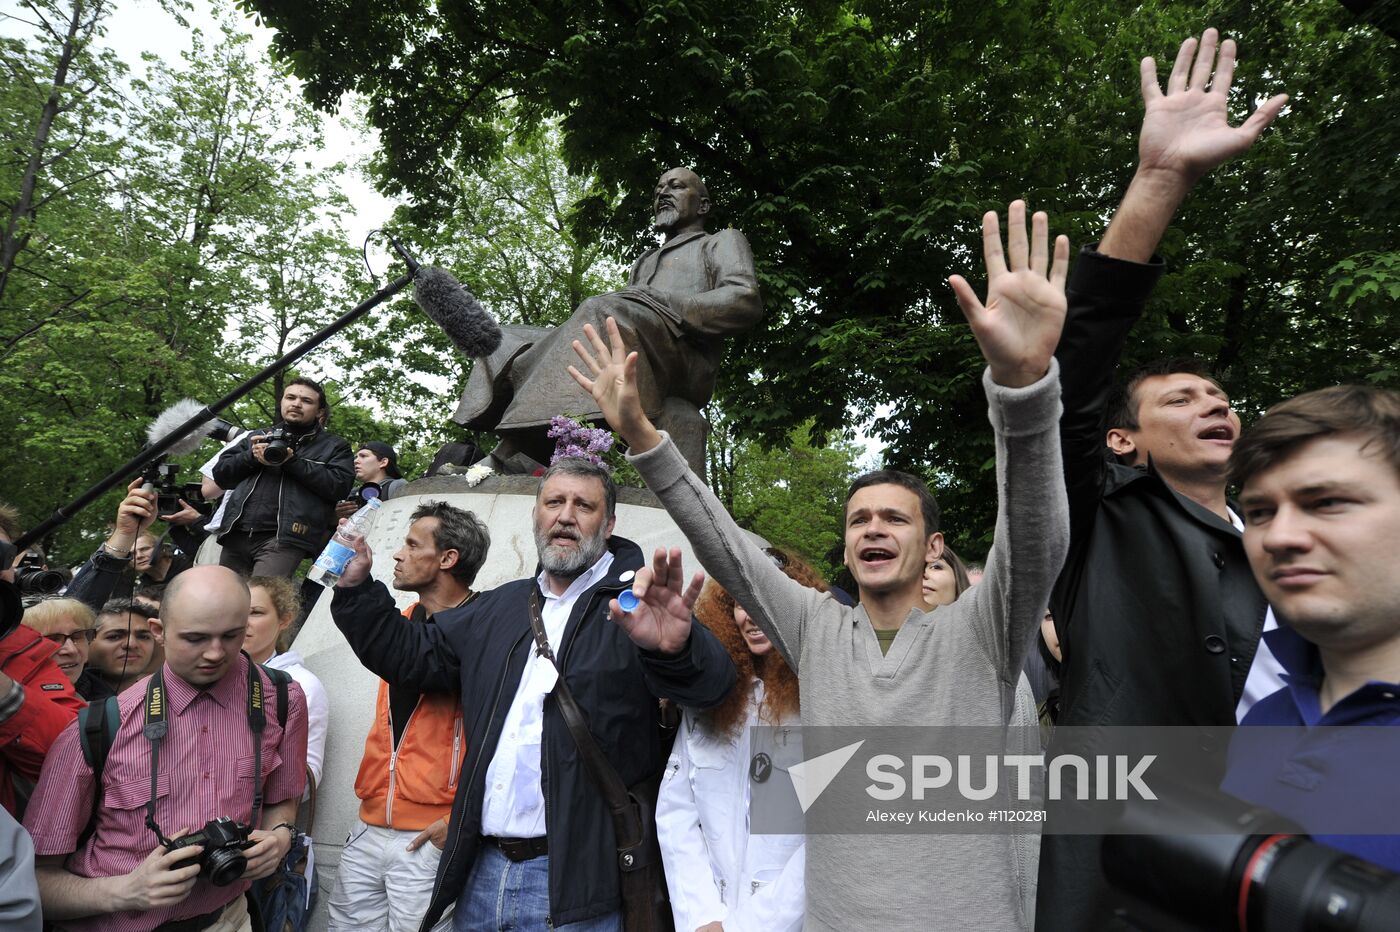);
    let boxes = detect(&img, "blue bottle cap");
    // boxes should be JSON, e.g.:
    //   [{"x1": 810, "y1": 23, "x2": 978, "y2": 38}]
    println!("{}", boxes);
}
[{"x1": 617, "y1": 590, "x2": 640, "y2": 612}]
